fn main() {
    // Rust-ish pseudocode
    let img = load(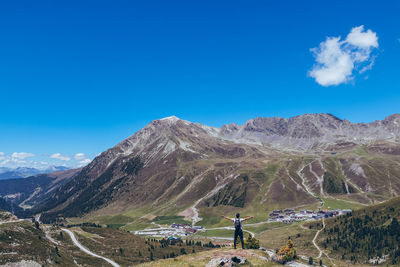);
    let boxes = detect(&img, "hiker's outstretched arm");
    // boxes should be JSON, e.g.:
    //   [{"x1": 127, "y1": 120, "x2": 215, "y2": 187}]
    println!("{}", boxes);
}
[
  {"x1": 221, "y1": 215, "x2": 232, "y2": 221},
  {"x1": 243, "y1": 216, "x2": 254, "y2": 221}
]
